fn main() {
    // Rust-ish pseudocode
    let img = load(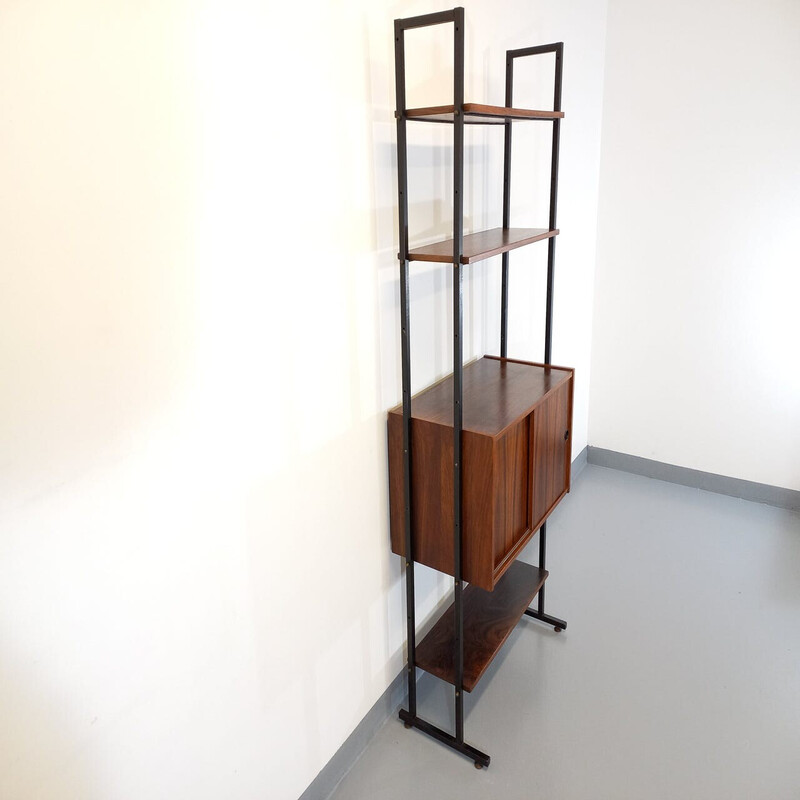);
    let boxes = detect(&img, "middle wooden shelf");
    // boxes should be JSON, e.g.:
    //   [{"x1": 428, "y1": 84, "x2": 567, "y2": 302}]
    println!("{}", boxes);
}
[
  {"x1": 388, "y1": 355, "x2": 574, "y2": 592},
  {"x1": 408, "y1": 227, "x2": 558, "y2": 265}
]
